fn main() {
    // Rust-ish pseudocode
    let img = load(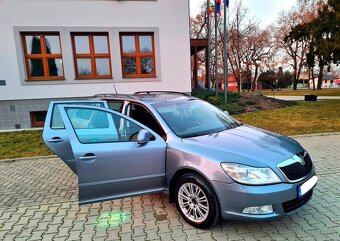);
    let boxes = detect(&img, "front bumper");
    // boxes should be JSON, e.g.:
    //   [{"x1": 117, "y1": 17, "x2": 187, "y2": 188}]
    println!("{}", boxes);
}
[{"x1": 212, "y1": 172, "x2": 316, "y2": 220}]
